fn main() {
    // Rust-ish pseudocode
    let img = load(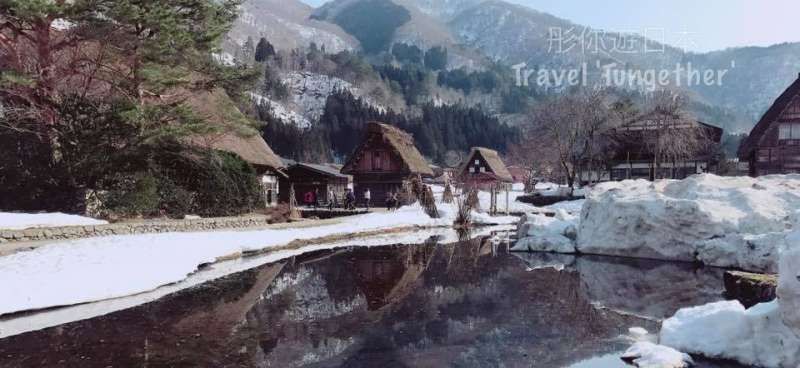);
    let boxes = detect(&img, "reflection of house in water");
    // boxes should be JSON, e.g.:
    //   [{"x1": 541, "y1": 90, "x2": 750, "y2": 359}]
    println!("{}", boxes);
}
[
  {"x1": 0, "y1": 238, "x2": 730, "y2": 368},
  {"x1": 350, "y1": 245, "x2": 436, "y2": 310}
]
